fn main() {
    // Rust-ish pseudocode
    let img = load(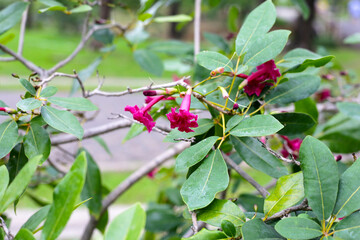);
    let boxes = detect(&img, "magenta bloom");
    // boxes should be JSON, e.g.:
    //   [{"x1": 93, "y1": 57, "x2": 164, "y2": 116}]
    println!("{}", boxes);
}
[
  {"x1": 243, "y1": 60, "x2": 281, "y2": 96},
  {"x1": 125, "y1": 95, "x2": 165, "y2": 133},
  {"x1": 145, "y1": 96, "x2": 176, "y2": 104},
  {"x1": 280, "y1": 136, "x2": 302, "y2": 159},
  {"x1": 315, "y1": 89, "x2": 331, "y2": 102},
  {"x1": 166, "y1": 89, "x2": 198, "y2": 133}
]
